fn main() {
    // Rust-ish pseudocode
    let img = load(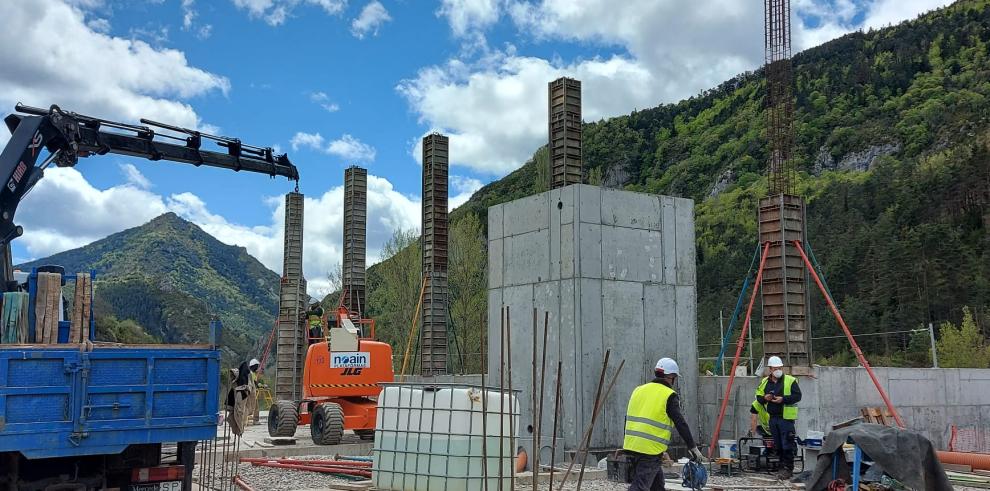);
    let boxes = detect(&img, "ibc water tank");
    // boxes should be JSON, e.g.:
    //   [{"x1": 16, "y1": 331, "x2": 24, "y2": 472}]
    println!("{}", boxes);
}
[{"x1": 372, "y1": 384, "x2": 519, "y2": 491}]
